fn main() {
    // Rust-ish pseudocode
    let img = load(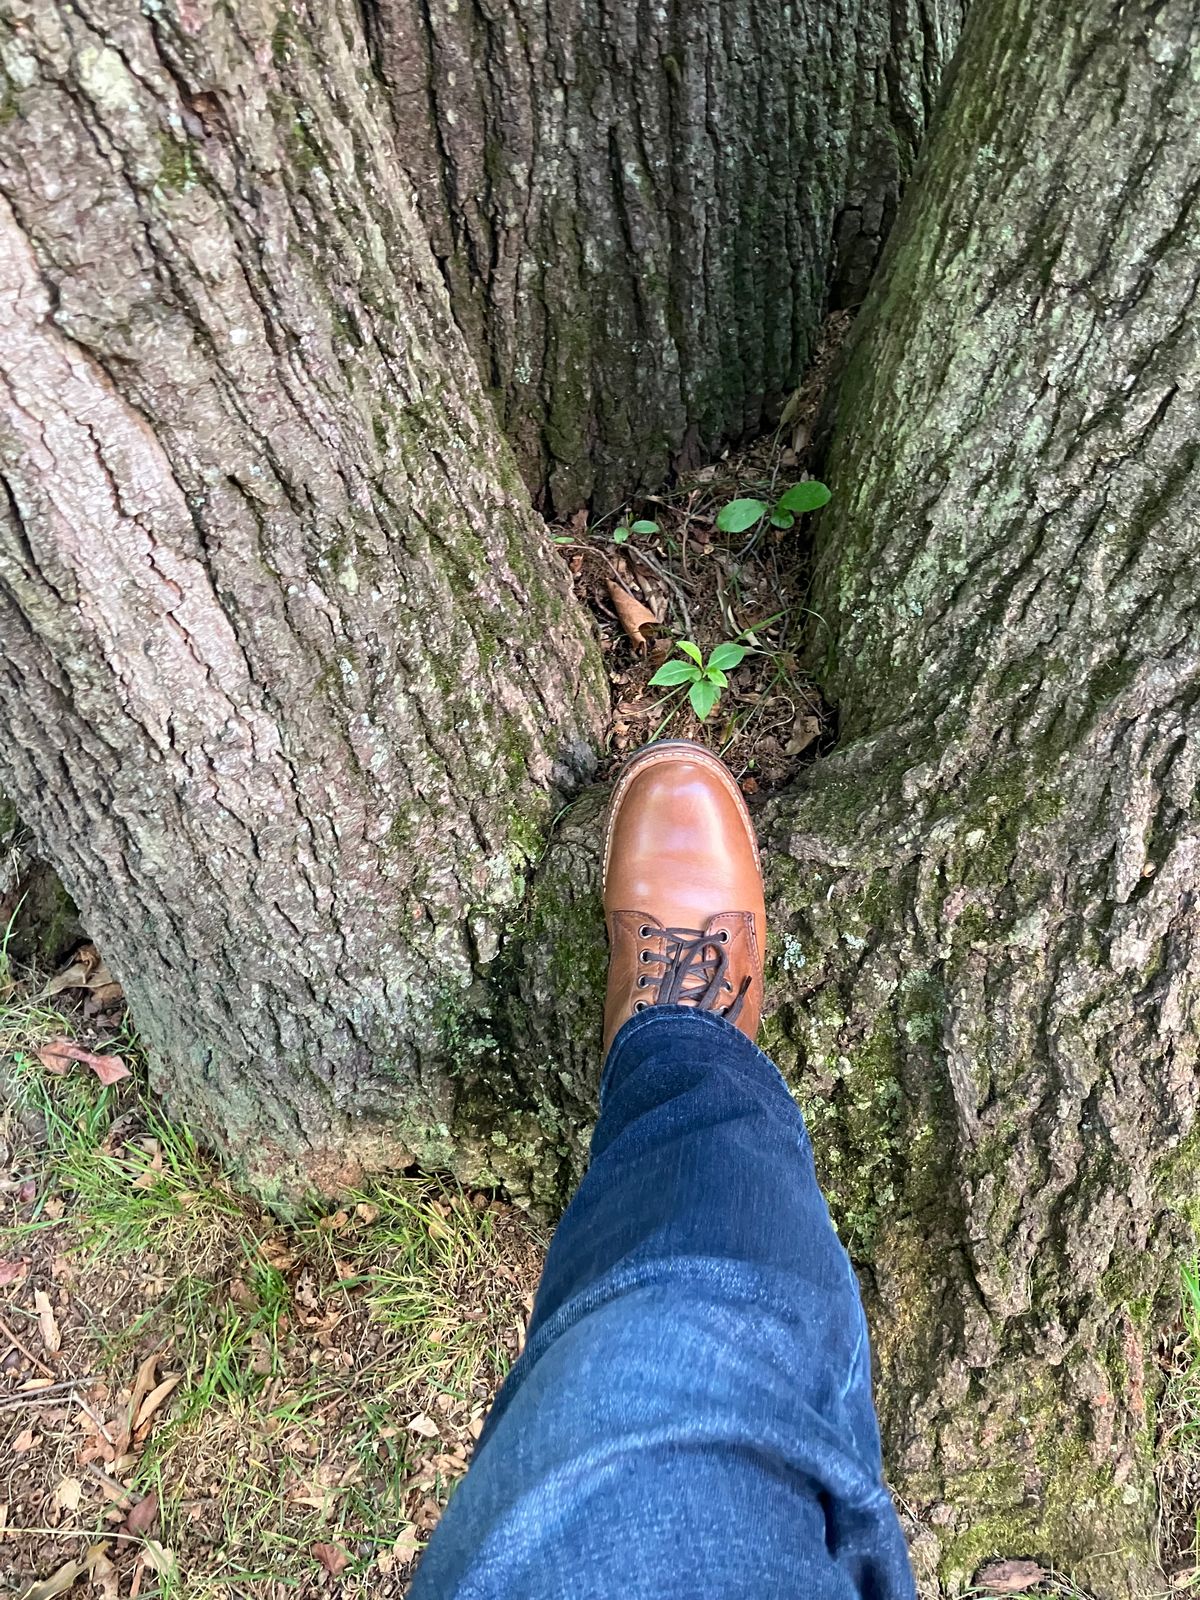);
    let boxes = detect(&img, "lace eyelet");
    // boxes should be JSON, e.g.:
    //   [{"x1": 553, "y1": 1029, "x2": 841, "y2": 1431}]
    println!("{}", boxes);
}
[
  {"x1": 639, "y1": 925, "x2": 652, "y2": 939},
  {"x1": 717, "y1": 928, "x2": 730, "y2": 943},
  {"x1": 634, "y1": 1000, "x2": 648, "y2": 1012},
  {"x1": 637, "y1": 975, "x2": 648, "y2": 988}
]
